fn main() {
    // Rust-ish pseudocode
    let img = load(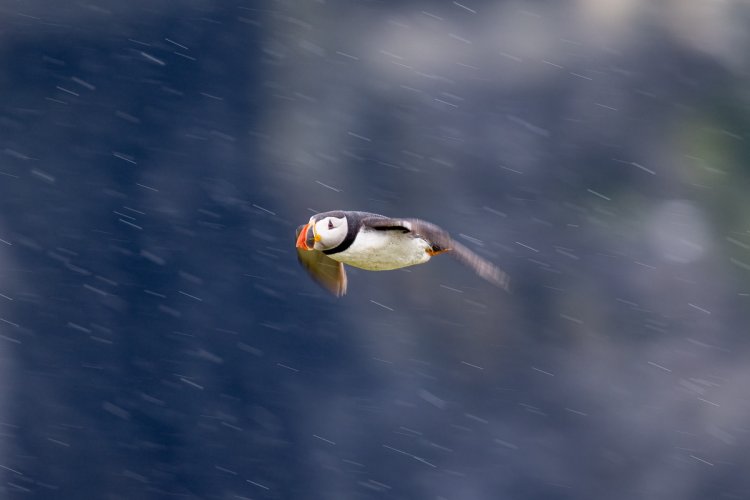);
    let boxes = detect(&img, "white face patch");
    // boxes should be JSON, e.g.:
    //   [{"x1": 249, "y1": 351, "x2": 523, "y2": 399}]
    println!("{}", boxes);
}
[{"x1": 313, "y1": 216, "x2": 348, "y2": 251}]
